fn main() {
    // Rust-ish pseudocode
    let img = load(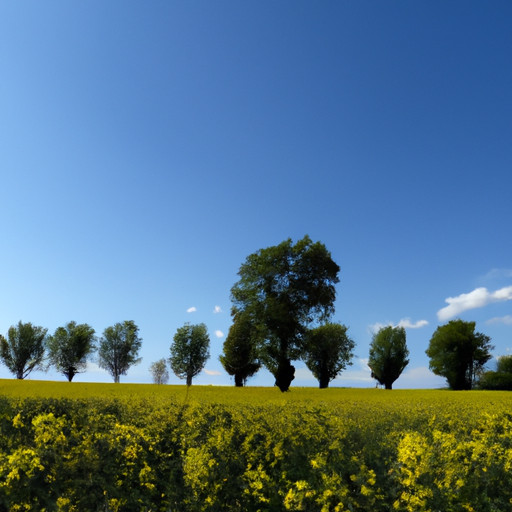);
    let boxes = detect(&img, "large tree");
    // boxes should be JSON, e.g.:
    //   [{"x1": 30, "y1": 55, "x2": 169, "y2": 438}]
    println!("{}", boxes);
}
[
  {"x1": 302, "y1": 323, "x2": 355, "y2": 389},
  {"x1": 368, "y1": 326, "x2": 409, "y2": 390},
  {"x1": 170, "y1": 323, "x2": 210, "y2": 386},
  {"x1": 426, "y1": 319, "x2": 493, "y2": 390},
  {"x1": 220, "y1": 314, "x2": 261, "y2": 387},
  {"x1": 0, "y1": 321, "x2": 47, "y2": 379},
  {"x1": 98, "y1": 321, "x2": 142, "y2": 383},
  {"x1": 231, "y1": 235, "x2": 340, "y2": 392},
  {"x1": 46, "y1": 321, "x2": 96, "y2": 381}
]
